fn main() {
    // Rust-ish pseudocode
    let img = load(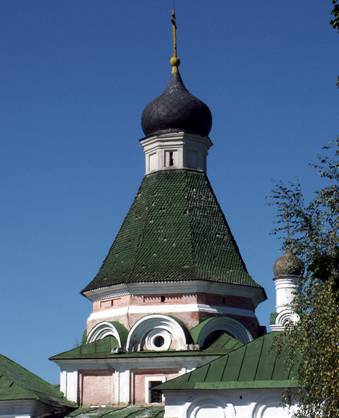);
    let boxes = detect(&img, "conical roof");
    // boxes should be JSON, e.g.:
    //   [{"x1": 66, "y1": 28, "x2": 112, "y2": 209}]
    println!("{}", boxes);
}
[{"x1": 82, "y1": 170, "x2": 265, "y2": 299}]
